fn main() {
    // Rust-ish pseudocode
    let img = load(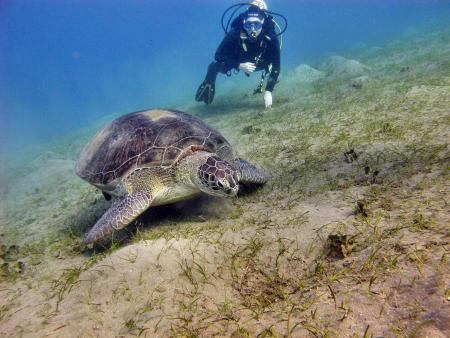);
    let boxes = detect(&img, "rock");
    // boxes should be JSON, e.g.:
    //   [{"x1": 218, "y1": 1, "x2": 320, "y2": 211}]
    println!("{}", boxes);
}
[
  {"x1": 399, "y1": 66, "x2": 410, "y2": 73},
  {"x1": 0, "y1": 244, "x2": 5, "y2": 258},
  {"x1": 1, "y1": 262, "x2": 9, "y2": 277},
  {"x1": 241, "y1": 125, "x2": 261, "y2": 135},
  {"x1": 351, "y1": 76, "x2": 370, "y2": 89},
  {"x1": 277, "y1": 64, "x2": 325, "y2": 95},
  {"x1": 291, "y1": 64, "x2": 325, "y2": 83},
  {"x1": 367, "y1": 46, "x2": 384, "y2": 56},
  {"x1": 14, "y1": 260, "x2": 25, "y2": 274},
  {"x1": 7, "y1": 245, "x2": 19, "y2": 255},
  {"x1": 321, "y1": 55, "x2": 370, "y2": 79}
]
